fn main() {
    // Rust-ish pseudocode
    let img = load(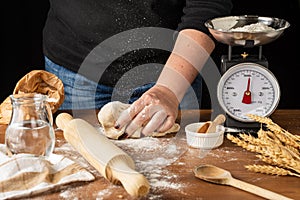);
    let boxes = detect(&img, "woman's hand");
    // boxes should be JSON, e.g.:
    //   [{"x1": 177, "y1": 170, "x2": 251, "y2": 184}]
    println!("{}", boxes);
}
[
  {"x1": 115, "y1": 84, "x2": 179, "y2": 137},
  {"x1": 115, "y1": 29, "x2": 215, "y2": 138}
]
